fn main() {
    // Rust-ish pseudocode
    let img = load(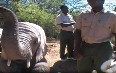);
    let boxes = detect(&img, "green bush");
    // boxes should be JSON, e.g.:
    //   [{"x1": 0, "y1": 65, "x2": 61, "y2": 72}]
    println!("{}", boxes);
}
[{"x1": 11, "y1": 2, "x2": 59, "y2": 38}]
